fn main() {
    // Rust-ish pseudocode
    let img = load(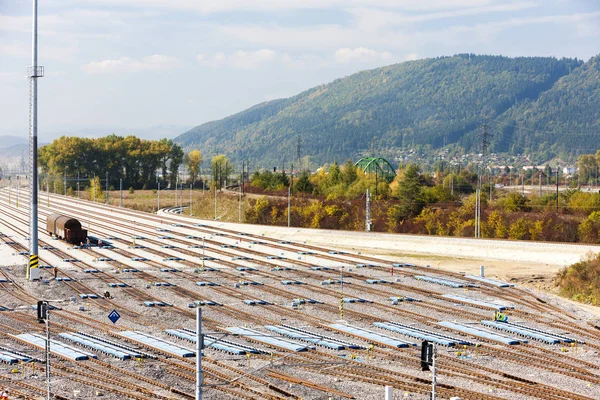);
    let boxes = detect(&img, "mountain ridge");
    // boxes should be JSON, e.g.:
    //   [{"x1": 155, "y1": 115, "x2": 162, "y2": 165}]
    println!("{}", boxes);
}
[{"x1": 175, "y1": 54, "x2": 599, "y2": 166}]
